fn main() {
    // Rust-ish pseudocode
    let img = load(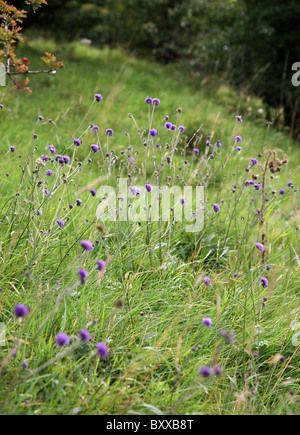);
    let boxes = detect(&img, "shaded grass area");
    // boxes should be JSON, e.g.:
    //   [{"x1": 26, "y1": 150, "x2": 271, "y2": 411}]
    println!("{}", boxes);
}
[{"x1": 0, "y1": 40, "x2": 299, "y2": 415}]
